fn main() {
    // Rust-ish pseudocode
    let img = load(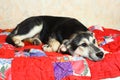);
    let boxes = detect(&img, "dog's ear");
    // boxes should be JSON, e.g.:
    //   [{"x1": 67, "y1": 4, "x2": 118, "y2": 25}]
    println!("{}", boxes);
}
[
  {"x1": 86, "y1": 31, "x2": 93, "y2": 34},
  {"x1": 87, "y1": 31, "x2": 95, "y2": 35}
]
